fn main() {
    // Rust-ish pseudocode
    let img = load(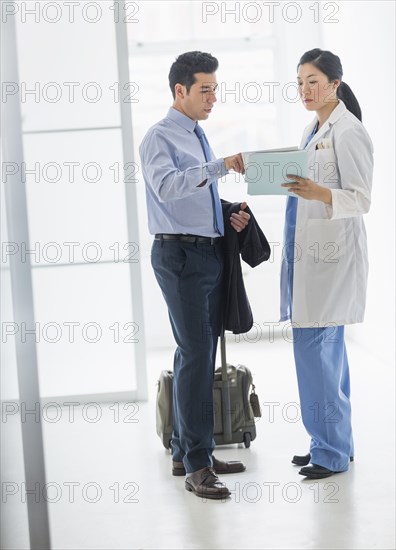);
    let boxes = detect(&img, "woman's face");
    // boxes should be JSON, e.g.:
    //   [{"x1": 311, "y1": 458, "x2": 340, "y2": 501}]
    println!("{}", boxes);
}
[{"x1": 297, "y1": 62, "x2": 339, "y2": 113}]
